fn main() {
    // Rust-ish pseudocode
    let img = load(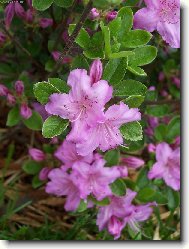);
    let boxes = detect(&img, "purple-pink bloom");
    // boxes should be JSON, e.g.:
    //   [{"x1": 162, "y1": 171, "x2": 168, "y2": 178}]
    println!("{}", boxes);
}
[
  {"x1": 89, "y1": 59, "x2": 103, "y2": 84},
  {"x1": 0, "y1": 84, "x2": 9, "y2": 96},
  {"x1": 46, "y1": 168, "x2": 81, "y2": 211},
  {"x1": 32, "y1": 102, "x2": 49, "y2": 121},
  {"x1": 51, "y1": 51, "x2": 72, "y2": 64},
  {"x1": 15, "y1": 80, "x2": 24, "y2": 95},
  {"x1": 172, "y1": 76, "x2": 180, "y2": 88},
  {"x1": 122, "y1": 156, "x2": 145, "y2": 169},
  {"x1": 54, "y1": 139, "x2": 93, "y2": 168},
  {"x1": 76, "y1": 102, "x2": 141, "y2": 156},
  {"x1": 134, "y1": 0, "x2": 180, "y2": 48},
  {"x1": 71, "y1": 159, "x2": 121, "y2": 201},
  {"x1": 148, "y1": 143, "x2": 156, "y2": 153},
  {"x1": 106, "y1": 11, "x2": 118, "y2": 22},
  {"x1": 39, "y1": 167, "x2": 51, "y2": 181},
  {"x1": 7, "y1": 93, "x2": 16, "y2": 106},
  {"x1": 45, "y1": 68, "x2": 112, "y2": 142},
  {"x1": 25, "y1": 9, "x2": 34, "y2": 23},
  {"x1": 148, "y1": 142, "x2": 180, "y2": 190},
  {"x1": 5, "y1": 2, "x2": 26, "y2": 28},
  {"x1": 29, "y1": 148, "x2": 46, "y2": 162},
  {"x1": 89, "y1": 8, "x2": 100, "y2": 20},
  {"x1": 0, "y1": 32, "x2": 6, "y2": 45},
  {"x1": 20, "y1": 103, "x2": 32, "y2": 119},
  {"x1": 39, "y1": 18, "x2": 53, "y2": 28}
]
